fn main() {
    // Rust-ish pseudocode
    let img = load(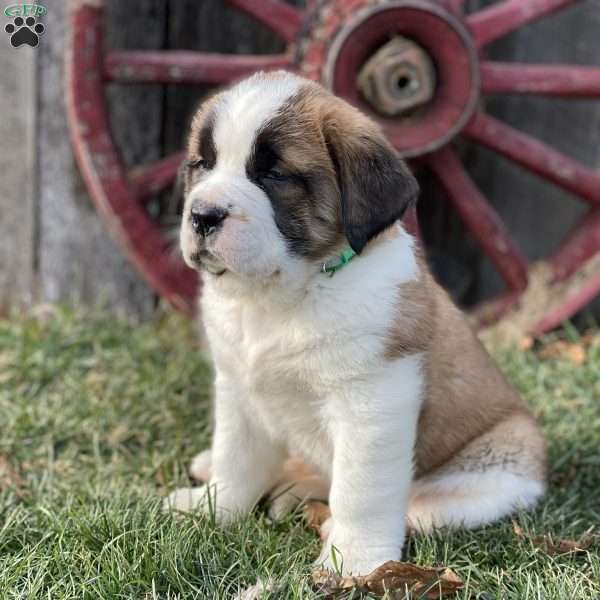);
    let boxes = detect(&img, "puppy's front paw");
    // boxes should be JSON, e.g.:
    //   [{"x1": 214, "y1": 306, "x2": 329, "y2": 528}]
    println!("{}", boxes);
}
[
  {"x1": 163, "y1": 485, "x2": 209, "y2": 513},
  {"x1": 163, "y1": 482, "x2": 252, "y2": 524},
  {"x1": 315, "y1": 523, "x2": 400, "y2": 576}
]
